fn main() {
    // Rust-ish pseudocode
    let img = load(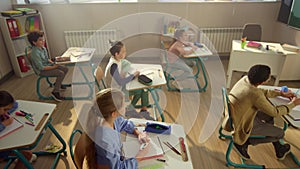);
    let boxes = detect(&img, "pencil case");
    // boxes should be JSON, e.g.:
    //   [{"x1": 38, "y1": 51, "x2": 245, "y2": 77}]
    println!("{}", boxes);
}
[
  {"x1": 145, "y1": 122, "x2": 171, "y2": 134},
  {"x1": 138, "y1": 75, "x2": 152, "y2": 86}
]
